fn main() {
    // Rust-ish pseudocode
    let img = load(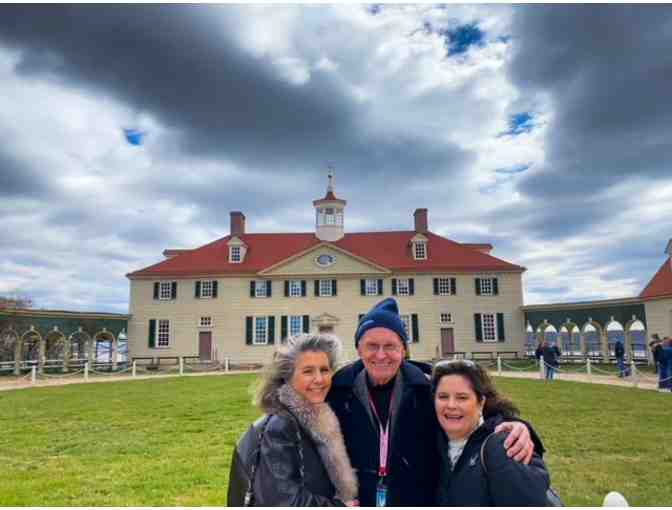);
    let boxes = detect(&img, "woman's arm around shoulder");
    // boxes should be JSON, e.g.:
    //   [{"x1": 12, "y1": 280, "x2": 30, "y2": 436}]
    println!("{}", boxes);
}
[{"x1": 482, "y1": 430, "x2": 551, "y2": 507}]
